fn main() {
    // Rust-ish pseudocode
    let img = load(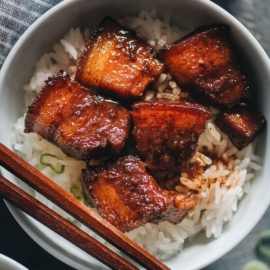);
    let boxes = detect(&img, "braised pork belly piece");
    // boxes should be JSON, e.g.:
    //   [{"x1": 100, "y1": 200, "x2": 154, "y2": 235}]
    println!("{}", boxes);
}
[
  {"x1": 75, "y1": 16, "x2": 164, "y2": 99},
  {"x1": 24, "y1": 71, "x2": 131, "y2": 160},
  {"x1": 132, "y1": 100, "x2": 212, "y2": 173},
  {"x1": 215, "y1": 103, "x2": 266, "y2": 150},
  {"x1": 157, "y1": 25, "x2": 249, "y2": 108},
  {"x1": 82, "y1": 156, "x2": 197, "y2": 232}
]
